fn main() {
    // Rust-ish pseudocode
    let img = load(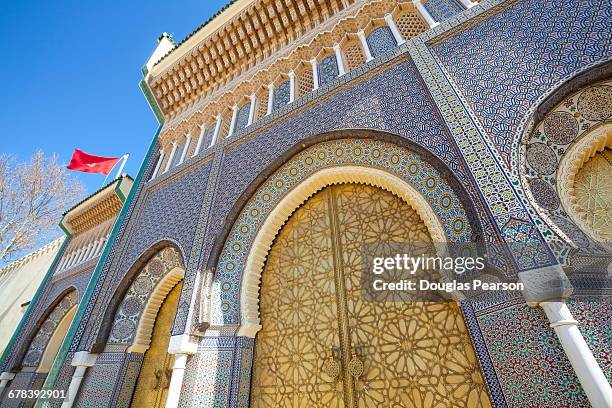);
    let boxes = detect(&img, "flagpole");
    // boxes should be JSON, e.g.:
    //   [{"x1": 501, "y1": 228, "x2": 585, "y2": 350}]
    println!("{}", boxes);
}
[
  {"x1": 101, "y1": 154, "x2": 128, "y2": 187},
  {"x1": 102, "y1": 171, "x2": 111, "y2": 186},
  {"x1": 114, "y1": 154, "x2": 129, "y2": 180}
]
